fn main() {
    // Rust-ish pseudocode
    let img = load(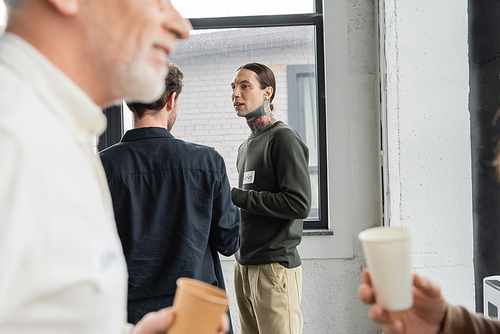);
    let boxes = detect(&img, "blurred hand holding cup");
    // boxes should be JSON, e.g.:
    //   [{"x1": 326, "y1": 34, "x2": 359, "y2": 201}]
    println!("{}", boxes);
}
[
  {"x1": 358, "y1": 227, "x2": 413, "y2": 311},
  {"x1": 168, "y1": 277, "x2": 229, "y2": 334}
]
